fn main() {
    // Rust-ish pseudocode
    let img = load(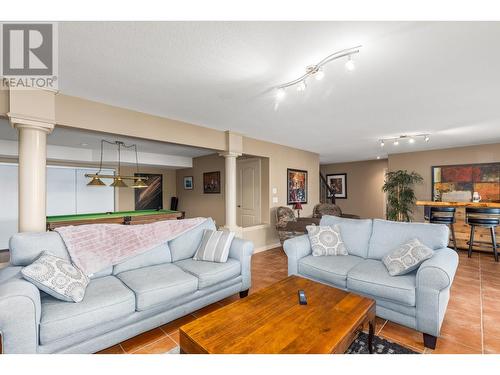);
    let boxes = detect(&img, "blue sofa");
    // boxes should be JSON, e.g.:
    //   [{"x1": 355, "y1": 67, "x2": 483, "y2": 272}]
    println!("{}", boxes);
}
[
  {"x1": 283, "y1": 215, "x2": 459, "y2": 349},
  {"x1": 0, "y1": 218, "x2": 254, "y2": 354}
]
